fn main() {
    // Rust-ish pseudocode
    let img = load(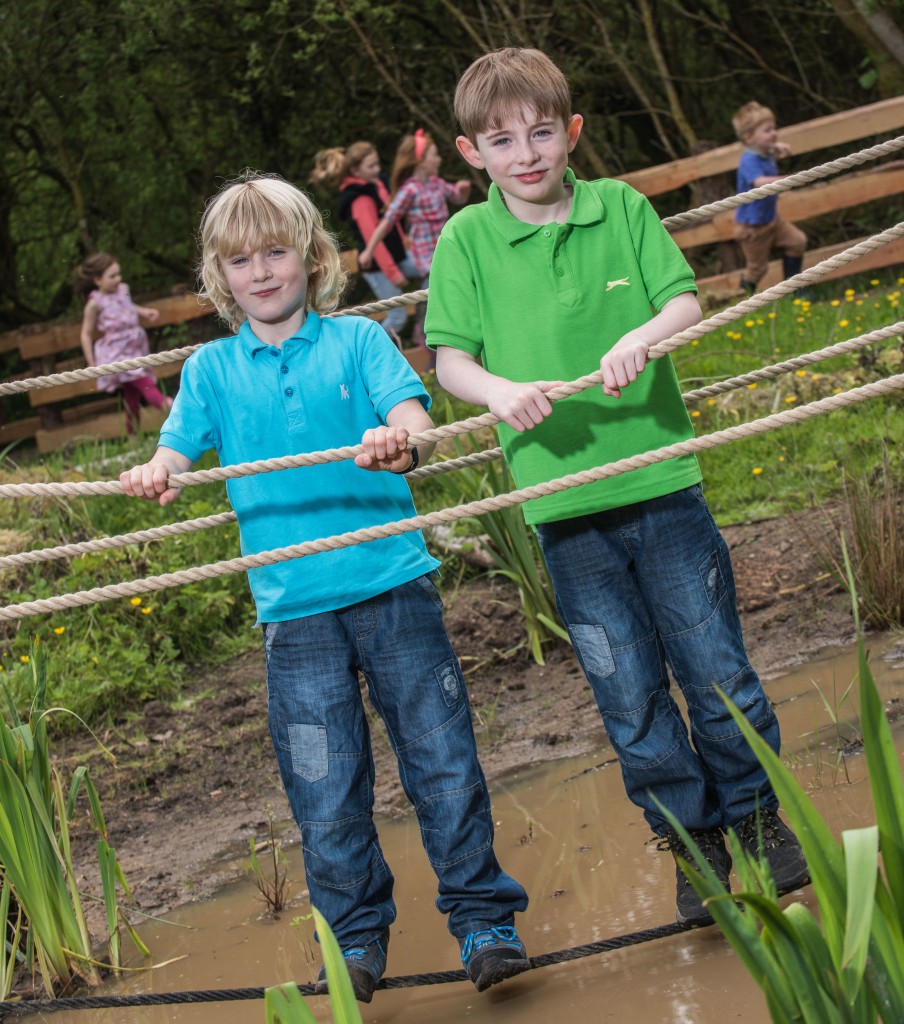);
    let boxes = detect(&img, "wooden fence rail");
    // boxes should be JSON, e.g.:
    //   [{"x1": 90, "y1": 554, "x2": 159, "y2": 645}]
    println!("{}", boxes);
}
[{"x1": 2, "y1": 97, "x2": 903, "y2": 452}]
